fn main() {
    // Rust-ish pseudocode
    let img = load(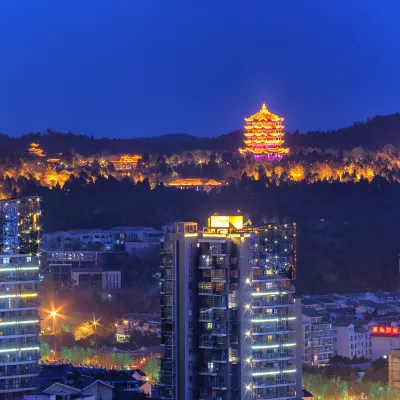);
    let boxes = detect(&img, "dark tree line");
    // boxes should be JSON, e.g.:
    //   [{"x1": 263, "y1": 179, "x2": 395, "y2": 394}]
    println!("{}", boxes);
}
[{"x1": 18, "y1": 174, "x2": 400, "y2": 295}]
